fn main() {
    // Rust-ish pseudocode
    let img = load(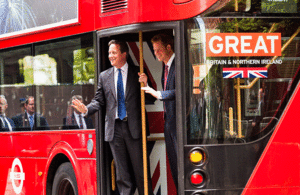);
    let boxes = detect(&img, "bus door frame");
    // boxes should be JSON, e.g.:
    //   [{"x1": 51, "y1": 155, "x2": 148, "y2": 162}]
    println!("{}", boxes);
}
[{"x1": 95, "y1": 21, "x2": 185, "y2": 195}]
